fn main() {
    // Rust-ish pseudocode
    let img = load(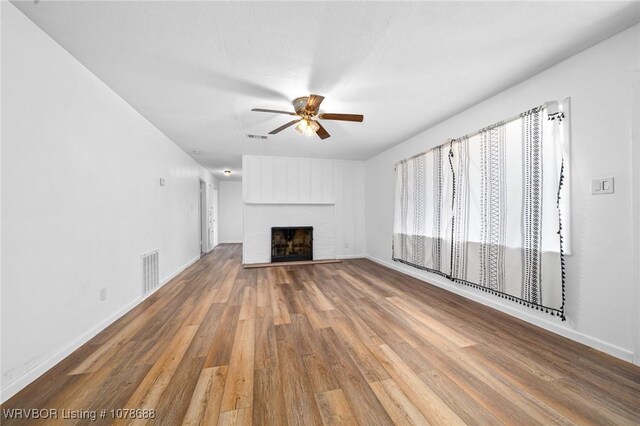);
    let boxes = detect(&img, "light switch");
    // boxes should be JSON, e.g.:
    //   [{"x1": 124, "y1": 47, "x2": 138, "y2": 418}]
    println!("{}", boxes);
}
[
  {"x1": 159, "y1": 178, "x2": 166, "y2": 186},
  {"x1": 592, "y1": 177, "x2": 614, "y2": 195}
]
